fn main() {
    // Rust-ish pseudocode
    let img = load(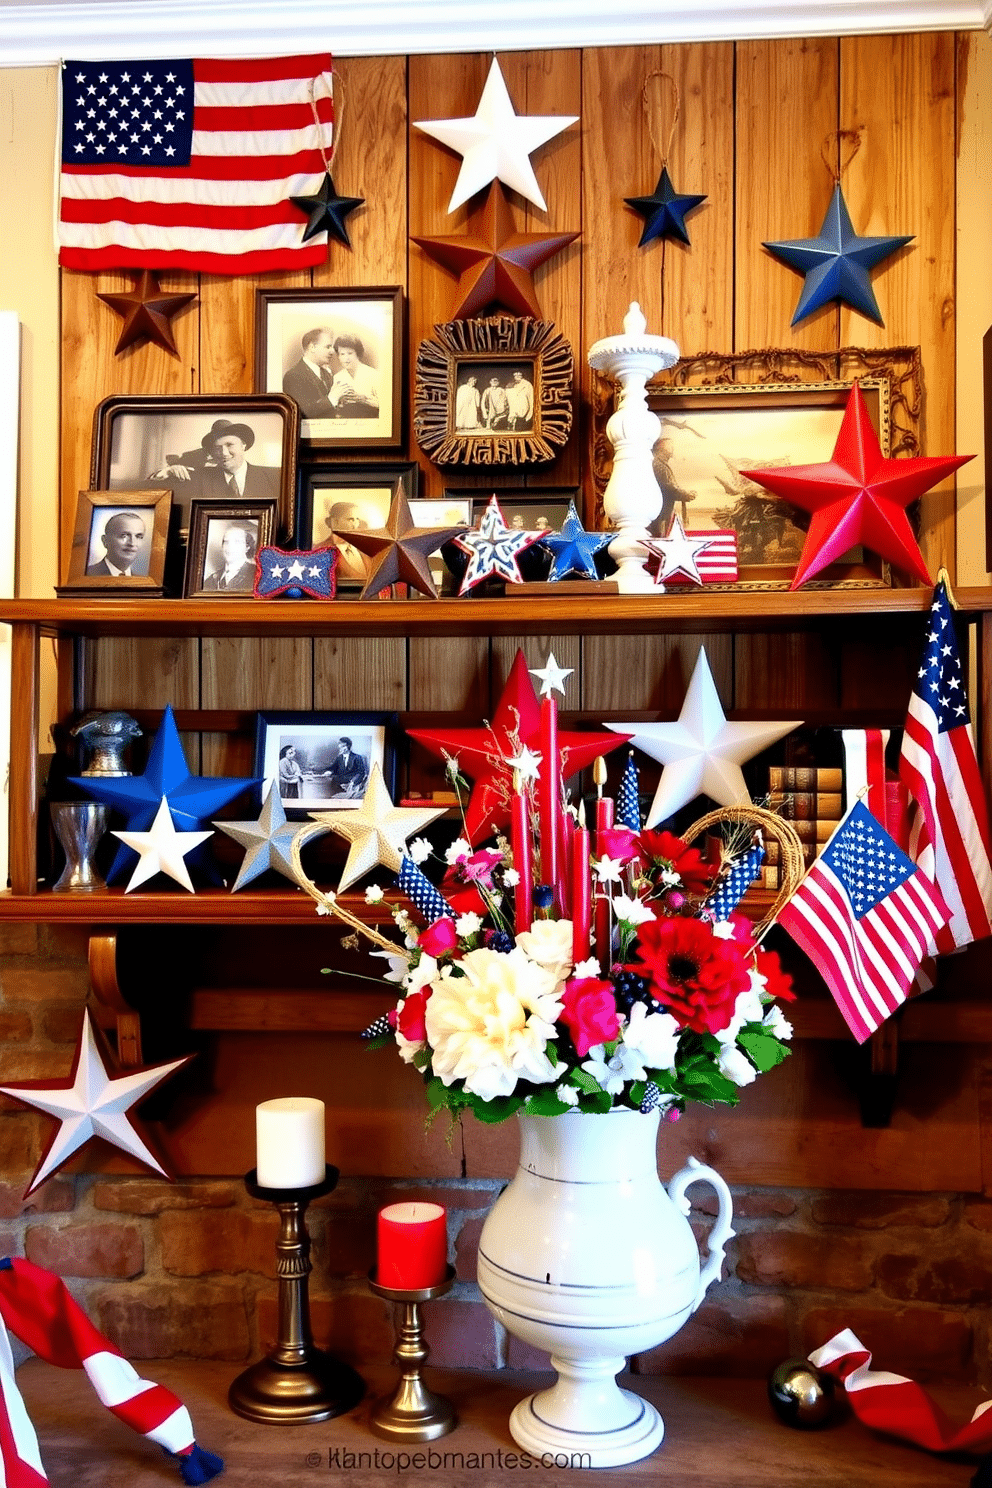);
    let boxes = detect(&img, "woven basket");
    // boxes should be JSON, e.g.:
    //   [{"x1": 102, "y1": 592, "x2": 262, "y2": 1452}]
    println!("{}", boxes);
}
[{"x1": 683, "y1": 803, "x2": 806, "y2": 935}]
